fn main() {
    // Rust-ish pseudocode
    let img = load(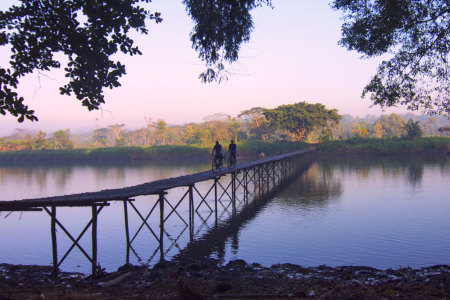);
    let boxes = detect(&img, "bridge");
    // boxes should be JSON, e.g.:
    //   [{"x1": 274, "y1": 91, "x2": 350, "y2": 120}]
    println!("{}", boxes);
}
[{"x1": 0, "y1": 149, "x2": 314, "y2": 278}]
